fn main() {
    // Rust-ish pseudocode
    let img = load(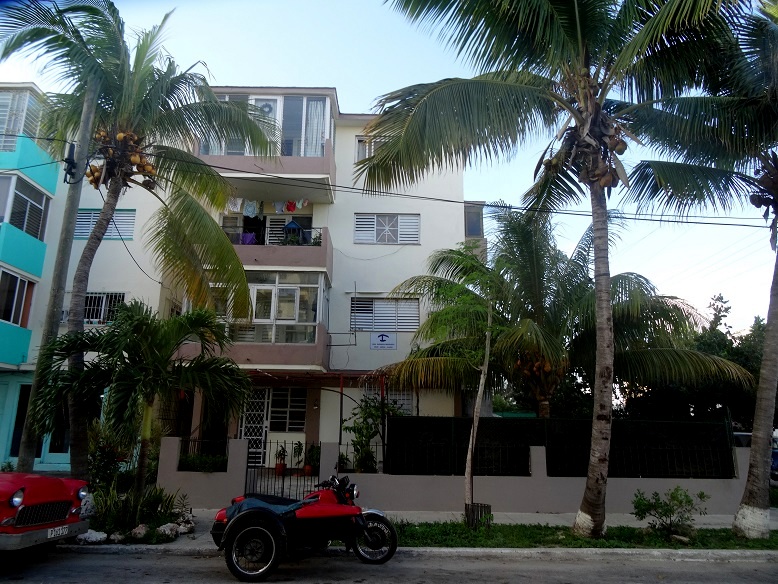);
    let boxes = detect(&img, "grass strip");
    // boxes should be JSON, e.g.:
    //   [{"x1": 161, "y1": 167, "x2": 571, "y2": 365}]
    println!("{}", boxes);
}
[{"x1": 393, "y1": 521, "x2": 778, "y2": 550}]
